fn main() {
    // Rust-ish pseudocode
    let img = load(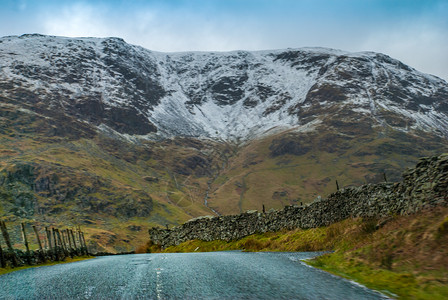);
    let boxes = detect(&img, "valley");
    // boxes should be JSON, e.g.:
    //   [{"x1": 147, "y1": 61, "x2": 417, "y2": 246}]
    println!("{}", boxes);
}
[{"x1": 0, "y1": 34, "x2": 447, "y2": 252}]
